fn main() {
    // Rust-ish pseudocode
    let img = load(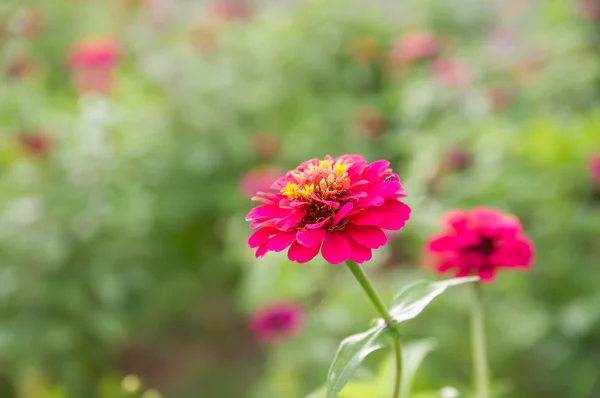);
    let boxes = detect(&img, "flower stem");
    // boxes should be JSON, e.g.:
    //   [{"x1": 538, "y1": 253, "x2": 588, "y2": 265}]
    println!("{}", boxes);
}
[
  {"x1": 470, "y1": 283, "x2": 490, "y2": 398},
  {"x1": 345, "y1": 260, "x2": 402, "y2": 398}
]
